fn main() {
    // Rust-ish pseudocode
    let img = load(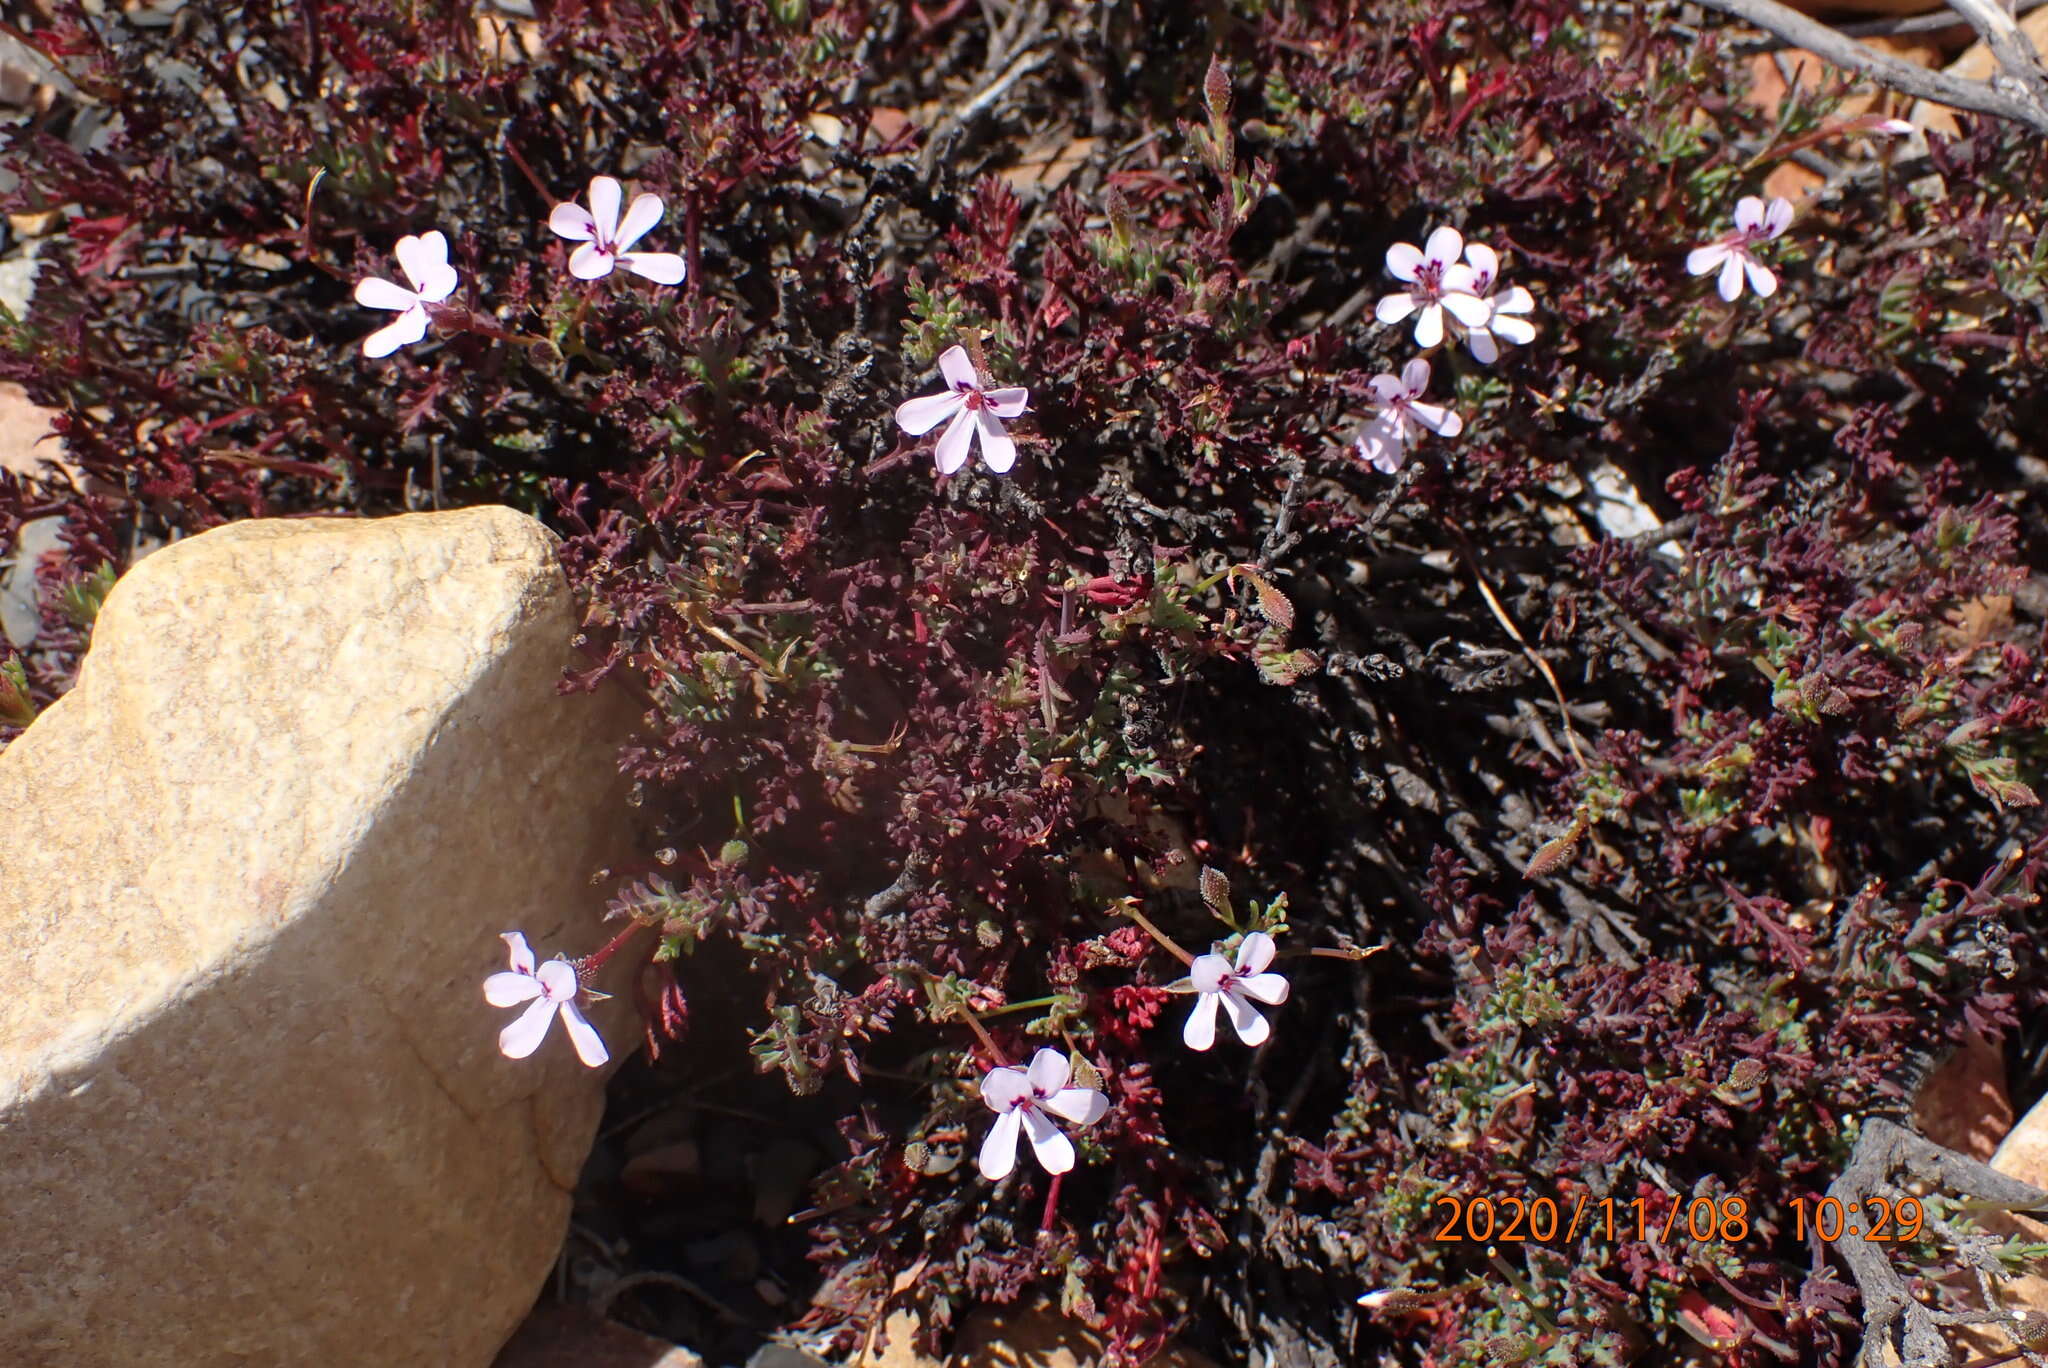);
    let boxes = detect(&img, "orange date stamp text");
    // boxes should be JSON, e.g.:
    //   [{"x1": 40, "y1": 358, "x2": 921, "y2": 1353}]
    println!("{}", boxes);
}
[{"x1": 1429, "y1": 1193, "x2": 1924, "y2": 1245}]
